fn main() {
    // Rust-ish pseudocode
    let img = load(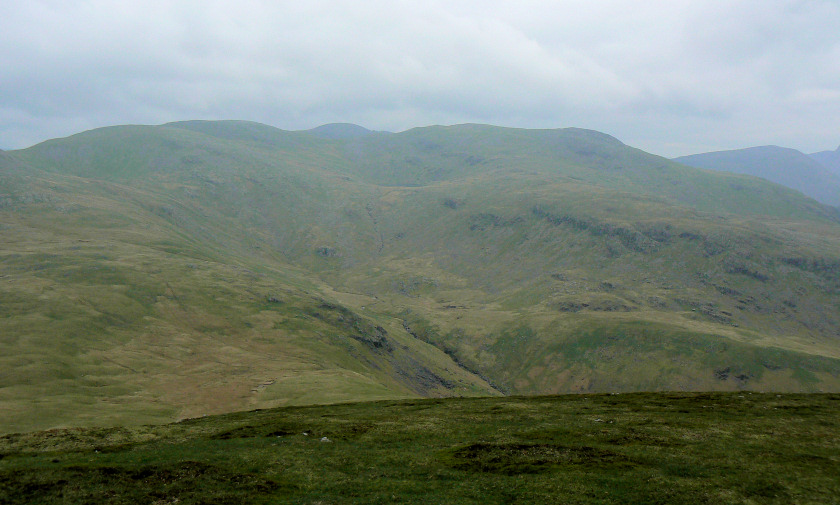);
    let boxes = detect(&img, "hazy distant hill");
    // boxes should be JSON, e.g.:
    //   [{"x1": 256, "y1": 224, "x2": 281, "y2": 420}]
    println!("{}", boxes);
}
[
  {"x1": 674, "y1": 146, "x2": 840, "y2": 207},
  {"x1": 307, "y1": 122, "x2": 382, "y2": 139},
  {"x1": 2, "y1": 121, "x2": 840, "y2": 433},
  {"x1": 811, "y1": 145, "x2": 840, "y2": 175}
]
